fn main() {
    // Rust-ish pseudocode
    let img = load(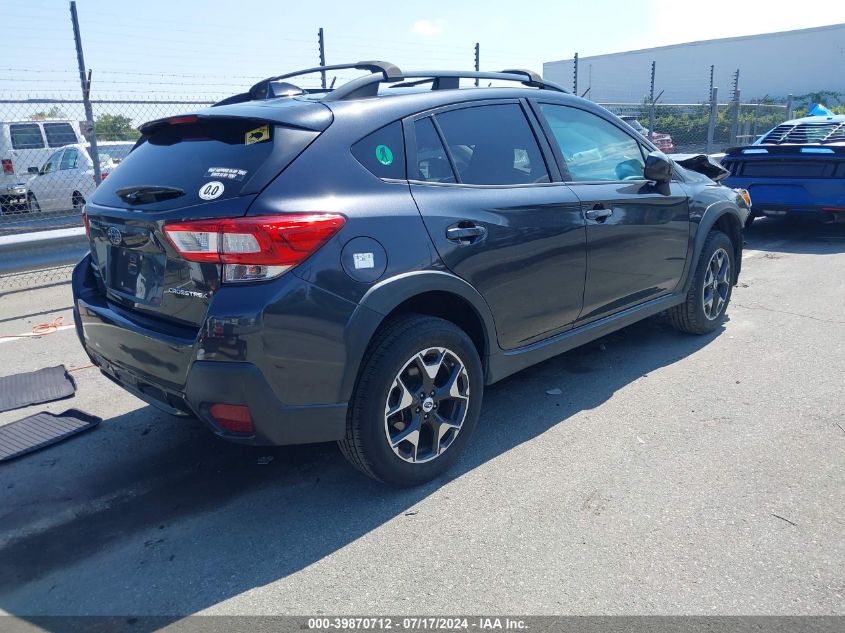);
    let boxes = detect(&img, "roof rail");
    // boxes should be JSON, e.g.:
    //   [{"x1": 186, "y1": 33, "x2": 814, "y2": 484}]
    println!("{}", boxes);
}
[
  {"x1": 325, "y1": 69, "x2": 568, "y2": 101},
  {"x1": 213, "y1": 62, "x2": 568, "y2": 107}
]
